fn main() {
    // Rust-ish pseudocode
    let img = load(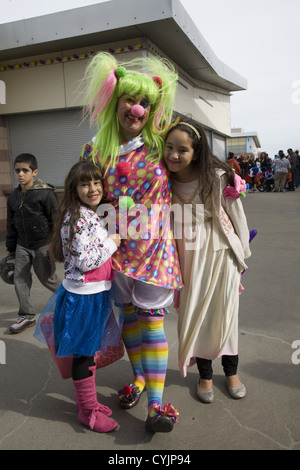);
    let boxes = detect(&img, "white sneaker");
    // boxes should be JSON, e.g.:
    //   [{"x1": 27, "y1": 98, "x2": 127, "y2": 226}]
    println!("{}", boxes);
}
[{"x1": 10, "y1": 316, "x2": 36, "y2": 334}]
